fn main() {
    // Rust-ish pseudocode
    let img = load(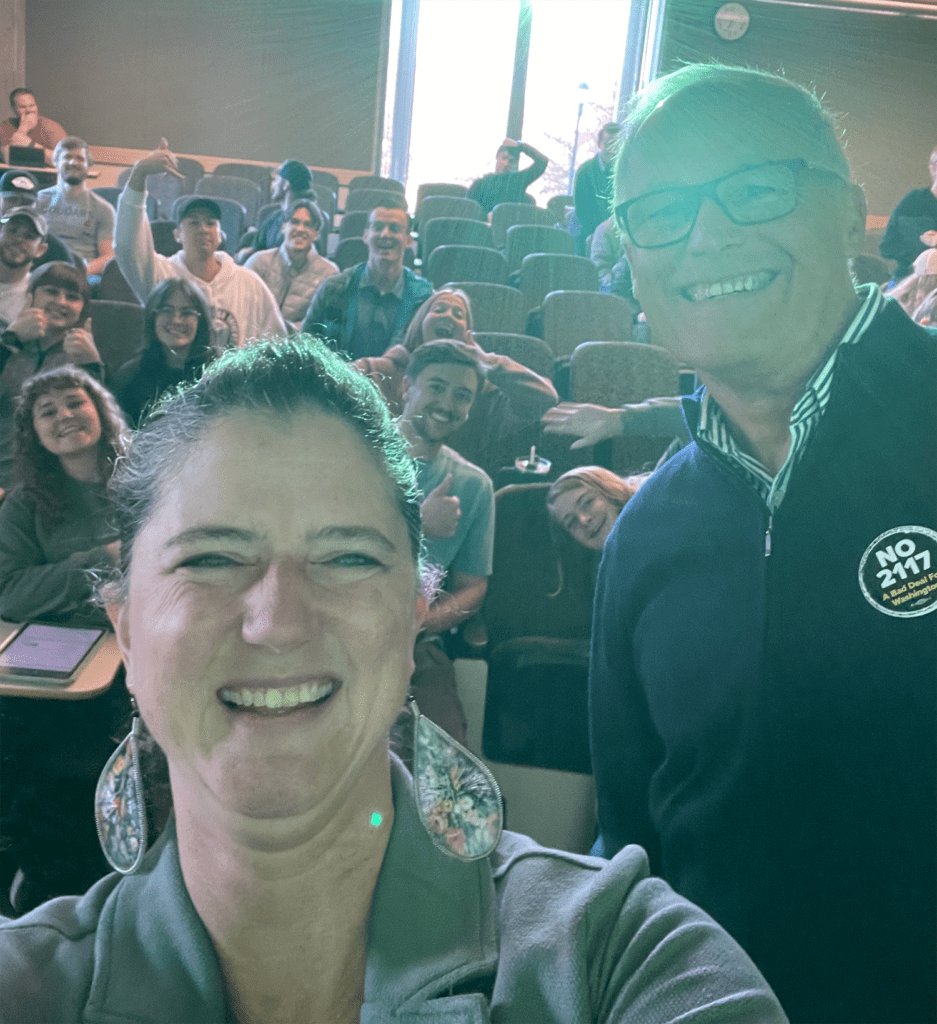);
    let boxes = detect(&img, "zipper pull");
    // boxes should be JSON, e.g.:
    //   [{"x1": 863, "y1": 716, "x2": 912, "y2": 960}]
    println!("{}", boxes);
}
[{"x1": 765, "y1": 512, "x2": 773, "y2": 558}]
